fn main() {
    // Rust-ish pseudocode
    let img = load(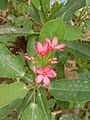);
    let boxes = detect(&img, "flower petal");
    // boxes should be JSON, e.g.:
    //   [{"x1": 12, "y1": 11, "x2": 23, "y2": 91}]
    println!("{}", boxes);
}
[
  {"x1": 34, "y1": 67, "x2": 43, "y2": 74},
  {"x1": 45, "y1": 37, "x2": 51, "y2": 46},
  {"x1": 43, "y1": 76, "x2": 50, "y2": 86},
  {"x1": 44, "y1": 66, "x2": 52, "y2": 73},
  {"x1": 36, "y1": 42, "x2": 43, "y2": 52},
  {"x1": 34, "y1": 48, "x2": 39, "y2": 54},
  {"x1": 54, "y1": 44, "x2": 65, "y2": 50},
  {"x1": 35, "y1": 75, "x2": 43, "y2": 84},
  {"x1": 52, "y1": 36, "x2": 58, "y2": 47},
  {"x1": 43, "y1": 41, "x2": 49, "y2": 51},
  {"x1": 47, "y1": 70, "x2": 57, "y2": 78}
]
